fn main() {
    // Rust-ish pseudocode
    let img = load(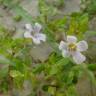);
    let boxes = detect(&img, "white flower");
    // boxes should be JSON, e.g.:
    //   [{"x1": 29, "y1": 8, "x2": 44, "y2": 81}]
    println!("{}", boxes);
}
[
  {"x1": 24, "y1": 23, "x2": 46, "y2": 44},
  {"x1": 59, "y1": 36, "x2": 88, "y2": 64}
]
